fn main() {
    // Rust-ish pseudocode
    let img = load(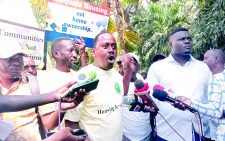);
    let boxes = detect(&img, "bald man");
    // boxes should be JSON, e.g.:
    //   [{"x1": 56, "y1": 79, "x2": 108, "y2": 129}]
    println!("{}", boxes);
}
[{"x1": 203, "y1": 49, "x2": 225, "y2": 75}]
